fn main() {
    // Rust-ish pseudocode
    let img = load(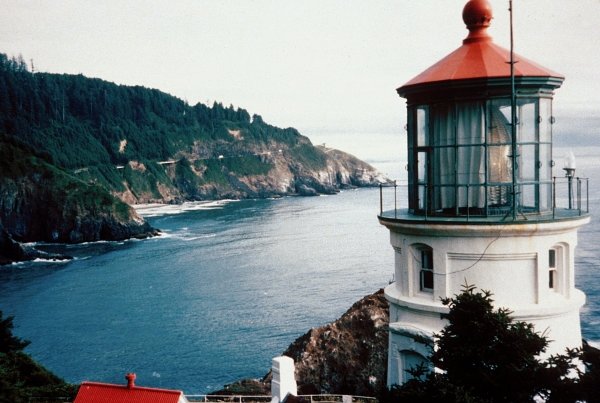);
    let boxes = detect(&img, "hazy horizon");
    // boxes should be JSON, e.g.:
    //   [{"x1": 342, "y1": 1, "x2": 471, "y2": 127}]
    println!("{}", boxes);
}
[{"x1": 2, "y1": 0, "x2": 600, "y2": 136}]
